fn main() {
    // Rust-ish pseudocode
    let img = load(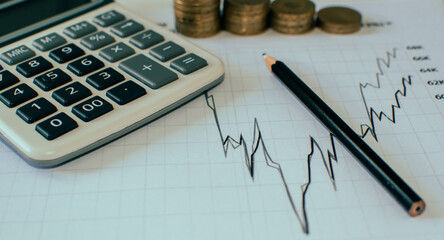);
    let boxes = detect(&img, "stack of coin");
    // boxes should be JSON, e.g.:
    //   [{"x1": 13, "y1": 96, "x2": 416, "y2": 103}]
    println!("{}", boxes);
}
[
  {"x1": 316, "y1": 7, "x2": 362, "y2": 34},
  {"x1": 270, "y1": 0, "x2": 315, "y2": 34},
  {"x1": 223, "y1": 0, "x2": 270, "y2": 36},
  {"x1": 174, "y1": 0, "x2": 221, "y2": 38}
]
